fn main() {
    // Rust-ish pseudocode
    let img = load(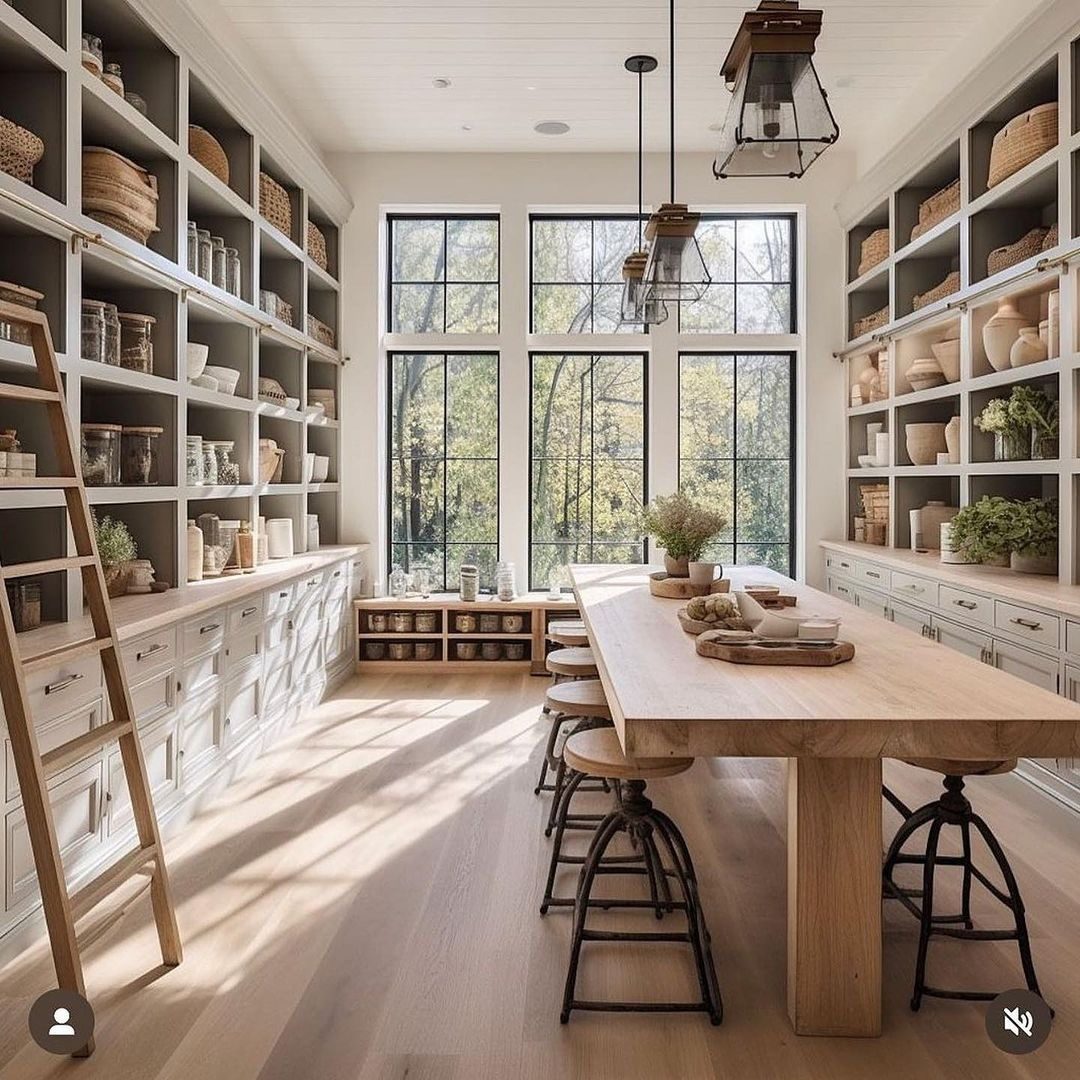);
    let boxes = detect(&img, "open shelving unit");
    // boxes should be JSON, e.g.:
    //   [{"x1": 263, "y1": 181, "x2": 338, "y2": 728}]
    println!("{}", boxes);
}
[{"x1": 0, "y1": 0, "x2": 349, "y2": 627}]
